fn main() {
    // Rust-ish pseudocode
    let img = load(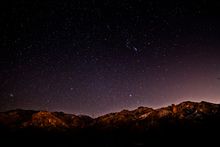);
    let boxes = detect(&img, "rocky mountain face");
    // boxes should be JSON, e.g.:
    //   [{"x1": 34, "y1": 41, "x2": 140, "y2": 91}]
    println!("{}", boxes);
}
[
  {"x1": 1, "y1": 101, "x2": 220, "y2": 146},
  {"x1": 0, "y1": 110, "x2": 93, "y2": 130},
  {"x1": 1, "y1": 101, "x2": 219, "y2": 130}
]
